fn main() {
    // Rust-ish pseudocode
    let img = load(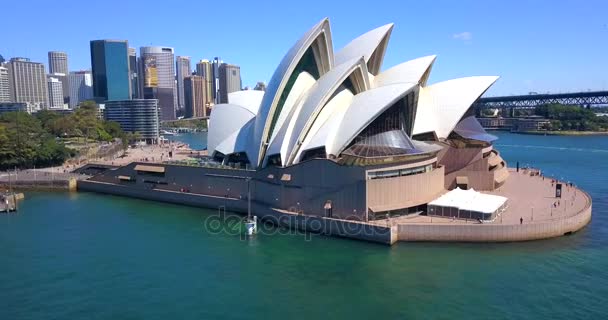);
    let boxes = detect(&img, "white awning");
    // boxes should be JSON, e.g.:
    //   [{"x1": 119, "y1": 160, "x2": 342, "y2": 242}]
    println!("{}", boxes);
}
[{"x1": 429, "y1": 188, "x2": 507, "y2": 214}]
